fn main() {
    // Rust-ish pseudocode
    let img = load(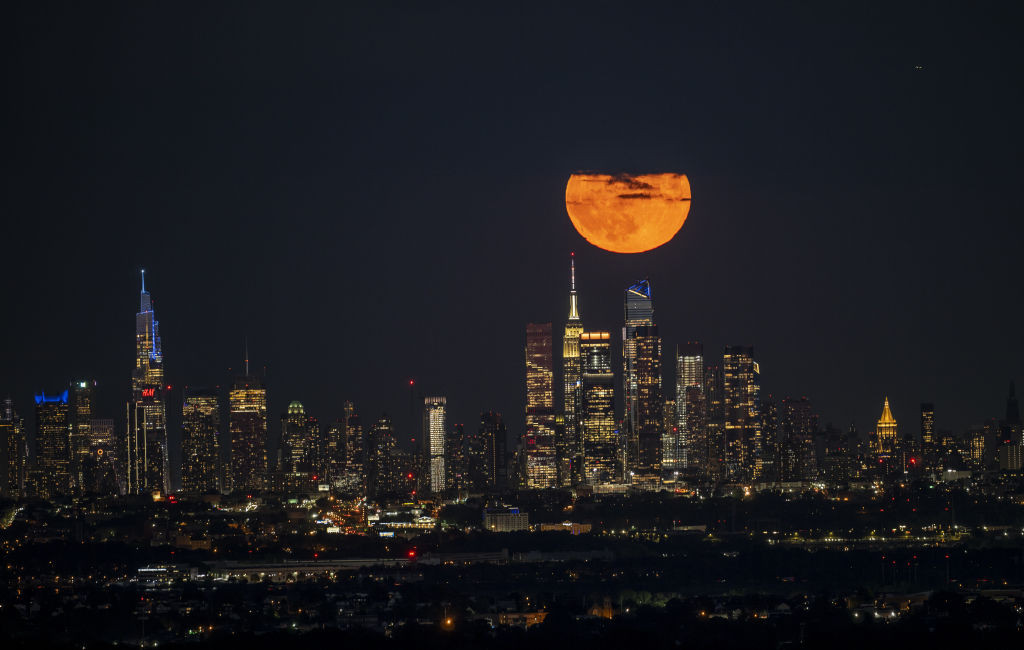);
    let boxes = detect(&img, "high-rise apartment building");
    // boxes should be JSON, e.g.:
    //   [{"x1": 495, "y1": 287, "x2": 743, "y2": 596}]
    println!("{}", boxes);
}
[
  {"x1": 470, "y1": 411, "x2": 504, "y2": 491},
  {"x1": 229, "y1": 369, "x2": 267, "y2": 494},
  {"x1": 280, "y1": 401, "x2": 310, "y2": 474},
  {"x1": 423, "y1": 397, "x2": 447, "y2": 493},
  {"x1": 920, "y1": 403, "x2": 935, "y2": 446},
  {"x1": 703, "y1": 364, "x2": 725, "y2": 481},
  {"x1": 69, "y1": 380, "x2": 94, "y2": 493},
  {"x1": 182, "y1": 388, "x2": 220, "y2": 494},
  {"x1": 128, "y1": 271, "x2": 168, "y2": 495},
  {"x1": 86, "y1": 418, "x2": 120, "y2": 495},
  {"x1": 581, "y1": 331, "x2": 617, "y2": 484},
  {"x1": 524, "y1": 323, "x2": 557, "y2": 488},
  {"x1": 722, "y1": 346, "x2": 762, "y2": 481},
  {"x1": 622, "y1": 280, "x2": 653, "y2": 473},
  {"x1": 368, "y1": 414, "x2": 397, "y2": 497},
  {"x1": 342, "y1": 404, "x2": 364, "y2": 493},
  {"x1": 0, "y1": 398, "x2": 25, "y2": 498},
  {"x1": 673, "y1": 341, "x2": 704, "y2": 471},
  {"x1": 447, "y1": 422, "x2": 467, "y2": 490},
  {"x1": 632, "y1": 325, "x2": 663, "y2": 487},
  {"x1": 35, "y1": 391, "x2": 71, "y2": 499},
  {"x1": 780, "y1": 397, "x2": 818, "y2": 481},
  {"x1": 561, "y1": 255, "x2": 585, "y2": 486}
]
